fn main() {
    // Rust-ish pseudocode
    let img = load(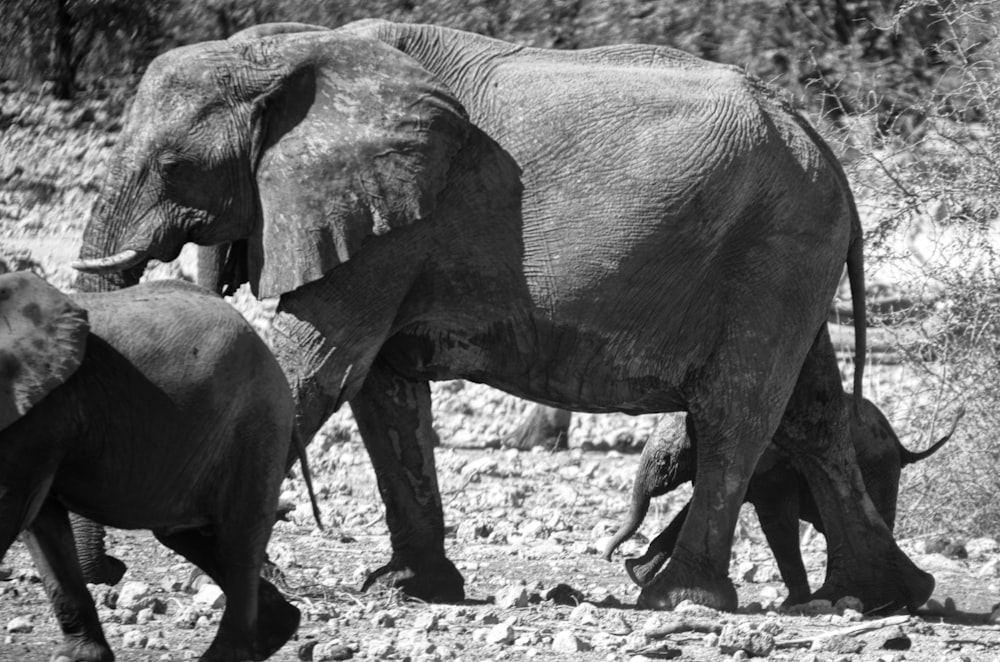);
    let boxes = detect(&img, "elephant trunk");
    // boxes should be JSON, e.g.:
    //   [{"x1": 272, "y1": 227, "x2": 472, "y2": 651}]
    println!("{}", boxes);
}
[
  {"x1": 74, "y1": 183, "x2": 148, "y2": 292},
  {"x1": 69, "y1": 513, "x2": 126, "y2": 586},
  {"x1": 603, "y1": 426, "x2": 694, "y2": 561},
  {"x1": 899, "y1": 406, "x2": 965, "y2": 467}
]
